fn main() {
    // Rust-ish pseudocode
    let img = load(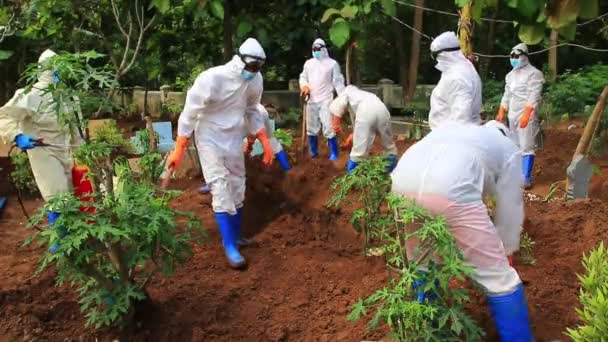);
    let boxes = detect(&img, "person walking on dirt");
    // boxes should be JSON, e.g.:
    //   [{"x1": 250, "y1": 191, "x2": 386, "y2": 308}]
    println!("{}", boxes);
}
[
  {"x1": 0, "y1": 49, "x2": 83, "y2": 253},
  {"x1": 496, "y1": 43, "x2": 545, "y2": 189},
  {"x1": 329, "y1": 85, "x2": 398, "y2": 174},
  {"x1": 391, "y1": 120, "x2": 533, "y2": 342},
  {"x1": 299, "y1": 38, "x2": 345, "y2": 160},
  {"x1": 244, "y1": 104, "x2": 291, "y2": 172},
  {"x1": 428, "y1": 31, "x2": 482, "y2": 129},
  {"x1": 166, "y1": 38, "x2": 274, "y2": 269}
]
